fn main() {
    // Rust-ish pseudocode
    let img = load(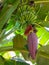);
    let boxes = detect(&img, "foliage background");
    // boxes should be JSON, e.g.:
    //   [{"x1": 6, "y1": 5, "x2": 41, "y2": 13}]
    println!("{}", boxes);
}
[{"x1": 0, "y1": 0, "x2": 49, "y2": 65}]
